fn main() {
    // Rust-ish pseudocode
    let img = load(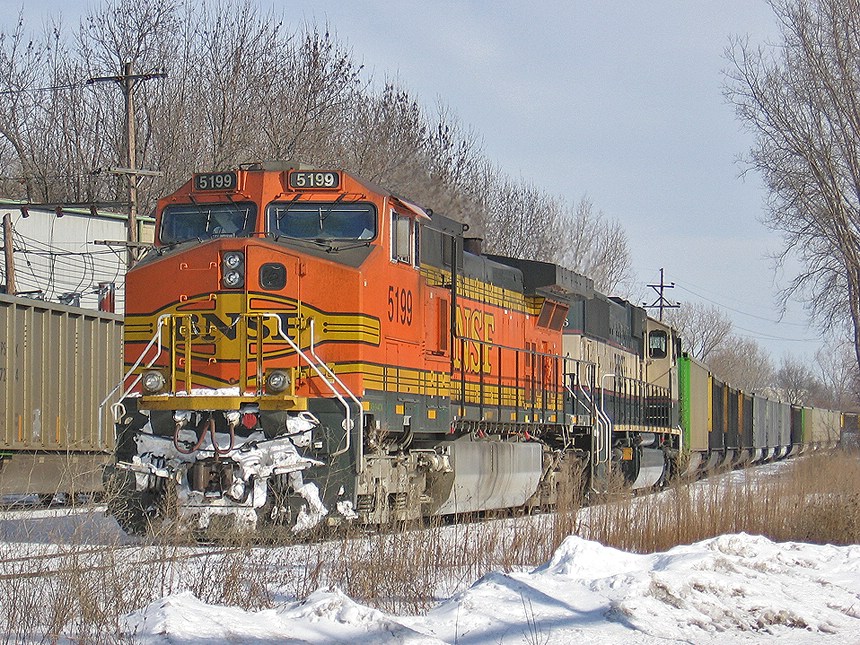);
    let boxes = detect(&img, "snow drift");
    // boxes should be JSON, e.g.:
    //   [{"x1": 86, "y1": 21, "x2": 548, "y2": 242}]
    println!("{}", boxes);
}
[{"x1": 122, "y1": 533, "x2": 860, "y2": 644}]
